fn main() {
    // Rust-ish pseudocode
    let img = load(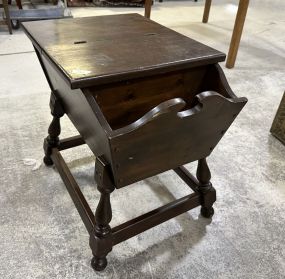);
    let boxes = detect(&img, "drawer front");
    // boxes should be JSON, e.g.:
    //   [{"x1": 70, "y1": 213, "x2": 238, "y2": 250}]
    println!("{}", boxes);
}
[{"x1": 110, "y1": 91, "x2": 247, "y2": 188}]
